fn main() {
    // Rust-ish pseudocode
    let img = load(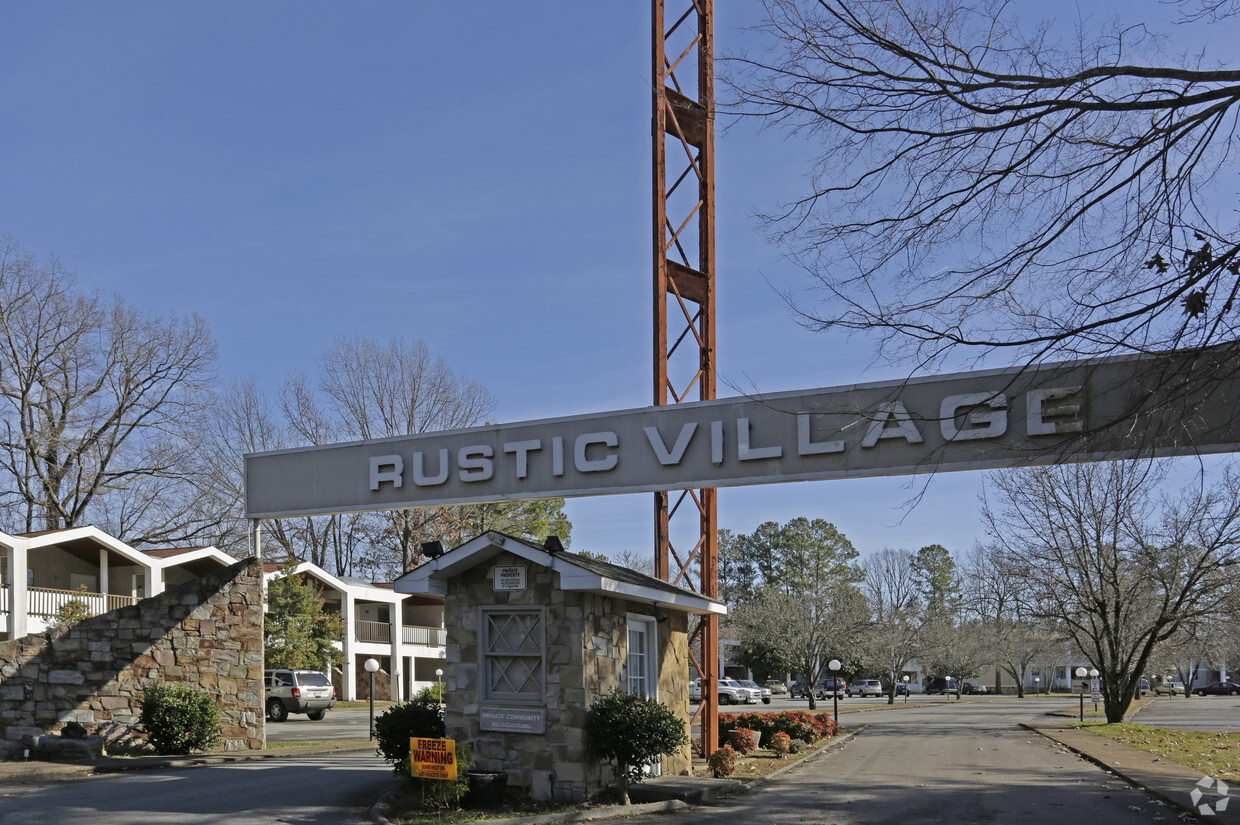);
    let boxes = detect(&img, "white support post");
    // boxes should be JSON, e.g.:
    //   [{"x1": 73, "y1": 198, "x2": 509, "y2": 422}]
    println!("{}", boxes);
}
[
  {"x1": 99, "y1": 548, "x2": 109, "y2": 597},
  {"x1": 250, "y1": 519, "x2": 262, "y2": 561},
  {"x1": 341, "y1": 594, "x2": 356, "y2": 701},
  {"x1": 8, "y1": 540, "x2": 28, "y2": 639},
  {"x1": 389, "y1": 610, "x2": 403, "y2": 702}
]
